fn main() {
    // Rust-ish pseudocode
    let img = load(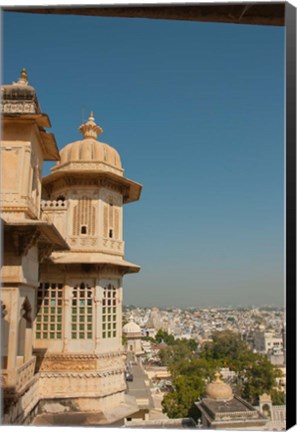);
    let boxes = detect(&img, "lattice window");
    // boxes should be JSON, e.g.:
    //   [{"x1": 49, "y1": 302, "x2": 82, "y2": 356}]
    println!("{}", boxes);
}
[
  {"x1": 72, "y1": 197, "x2": 96, "y2": 236},
  {"x1": 71, "y1": 283, "x2": 93, "y2": 339},
  {"x1": 102, "y1": 284, "x2": 117, "y2": 339},
  {"x1": 35, "y1": 283, "x2": 63, "y2": 339}
]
